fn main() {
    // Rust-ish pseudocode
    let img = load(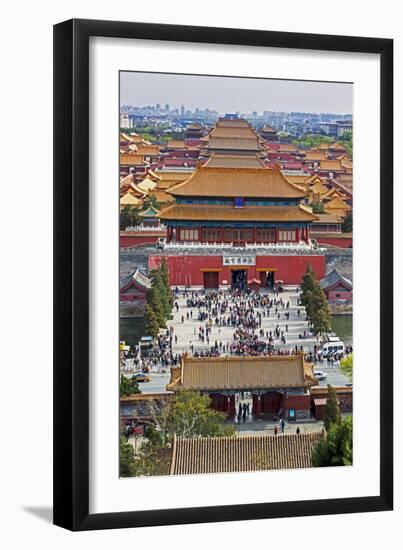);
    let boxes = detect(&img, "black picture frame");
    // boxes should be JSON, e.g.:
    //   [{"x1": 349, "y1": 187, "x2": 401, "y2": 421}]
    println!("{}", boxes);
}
[{"x1": 53, "y1": 18, "x2": 393, "y2": 531}]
